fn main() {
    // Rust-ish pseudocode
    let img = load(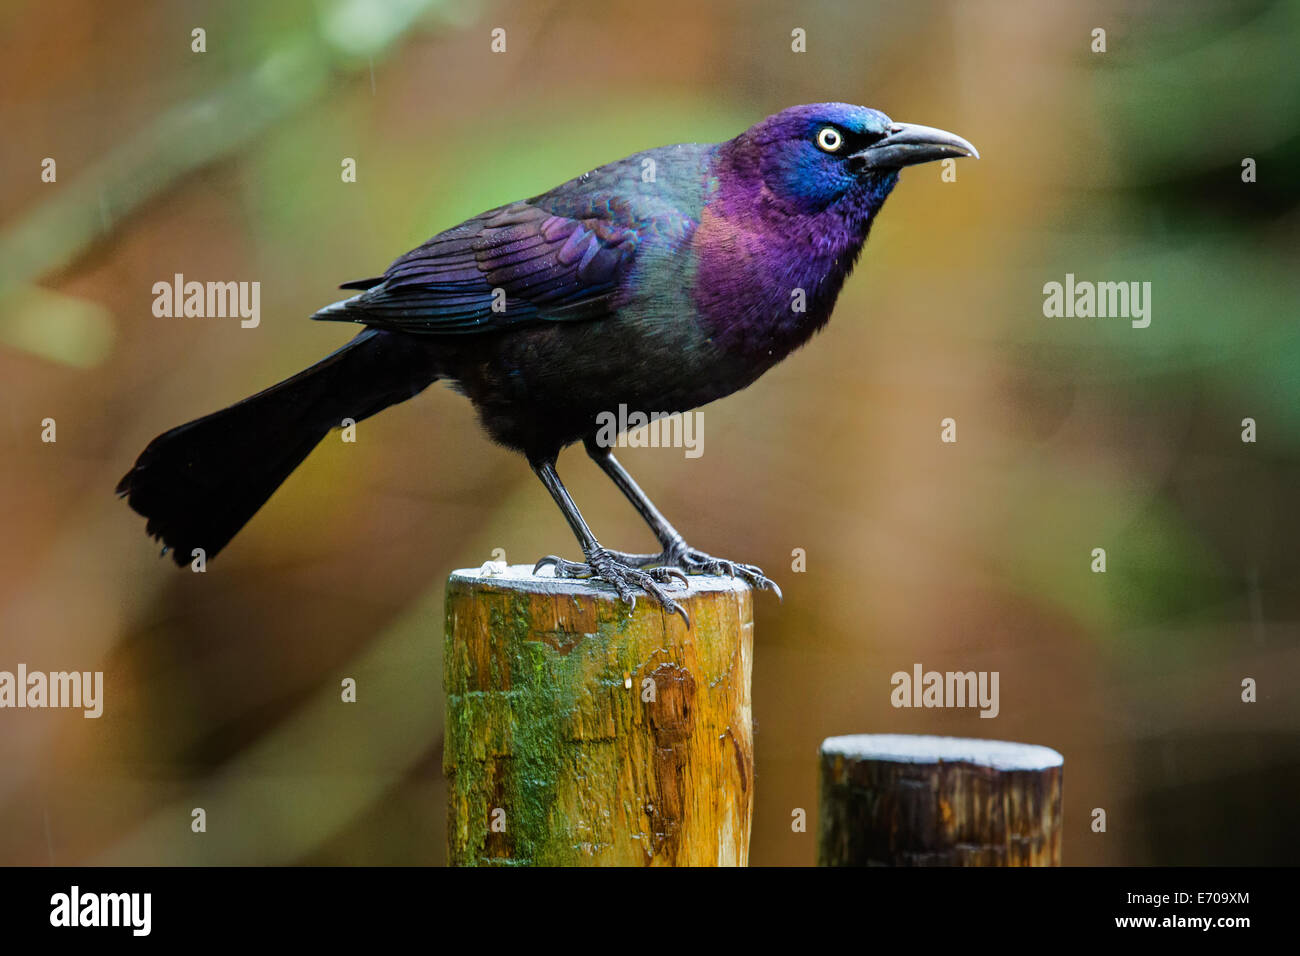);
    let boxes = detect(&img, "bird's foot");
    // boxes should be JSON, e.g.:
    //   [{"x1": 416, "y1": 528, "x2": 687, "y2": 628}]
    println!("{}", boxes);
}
[
  {"x1": 655, "y1": 543, "x2": 783, "y2": 600},
  {"x1": 533, "y1": 548, "x2": 690, "y2": 624}
]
